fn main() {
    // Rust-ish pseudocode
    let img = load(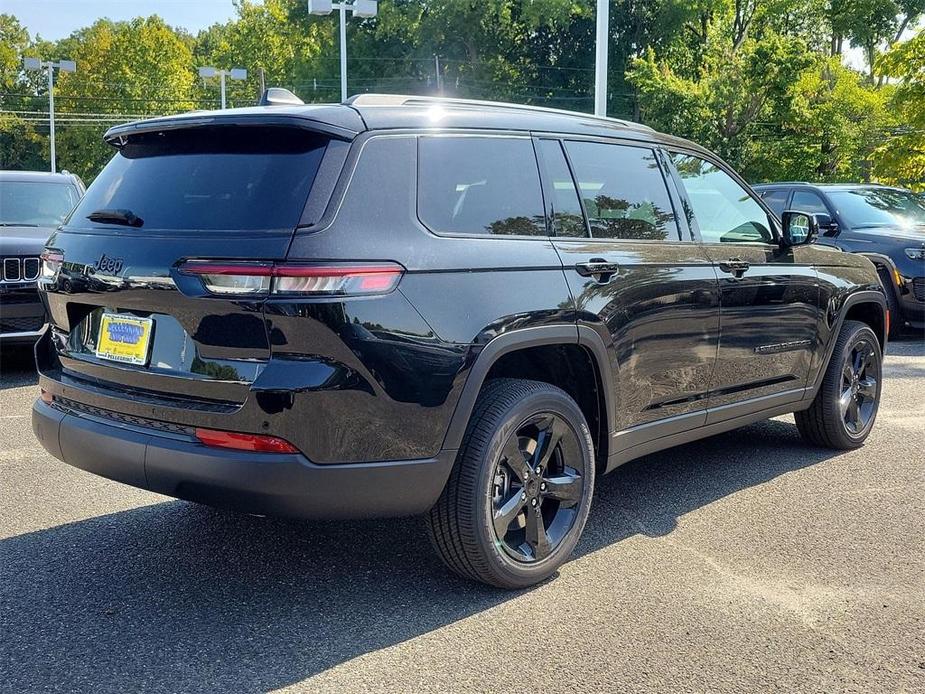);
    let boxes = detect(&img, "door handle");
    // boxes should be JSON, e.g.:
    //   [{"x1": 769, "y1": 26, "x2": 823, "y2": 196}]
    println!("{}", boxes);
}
[
  {"x1": 719, "y1": 258, "x2": 750, "y2": 277},
  {"x1": 575, "y1": 258, "x2": 620, "y2": 283}
]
